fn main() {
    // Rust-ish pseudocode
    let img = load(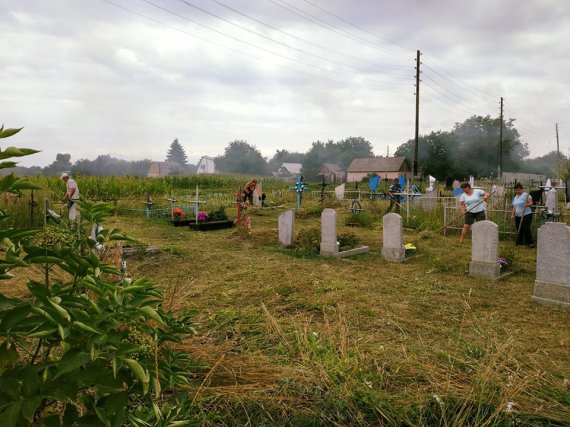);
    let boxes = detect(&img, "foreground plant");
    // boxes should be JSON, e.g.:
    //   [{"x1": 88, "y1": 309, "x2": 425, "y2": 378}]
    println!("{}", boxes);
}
[{"x1": 0, "y1": 126, "x2": 200, "y2": 426}]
